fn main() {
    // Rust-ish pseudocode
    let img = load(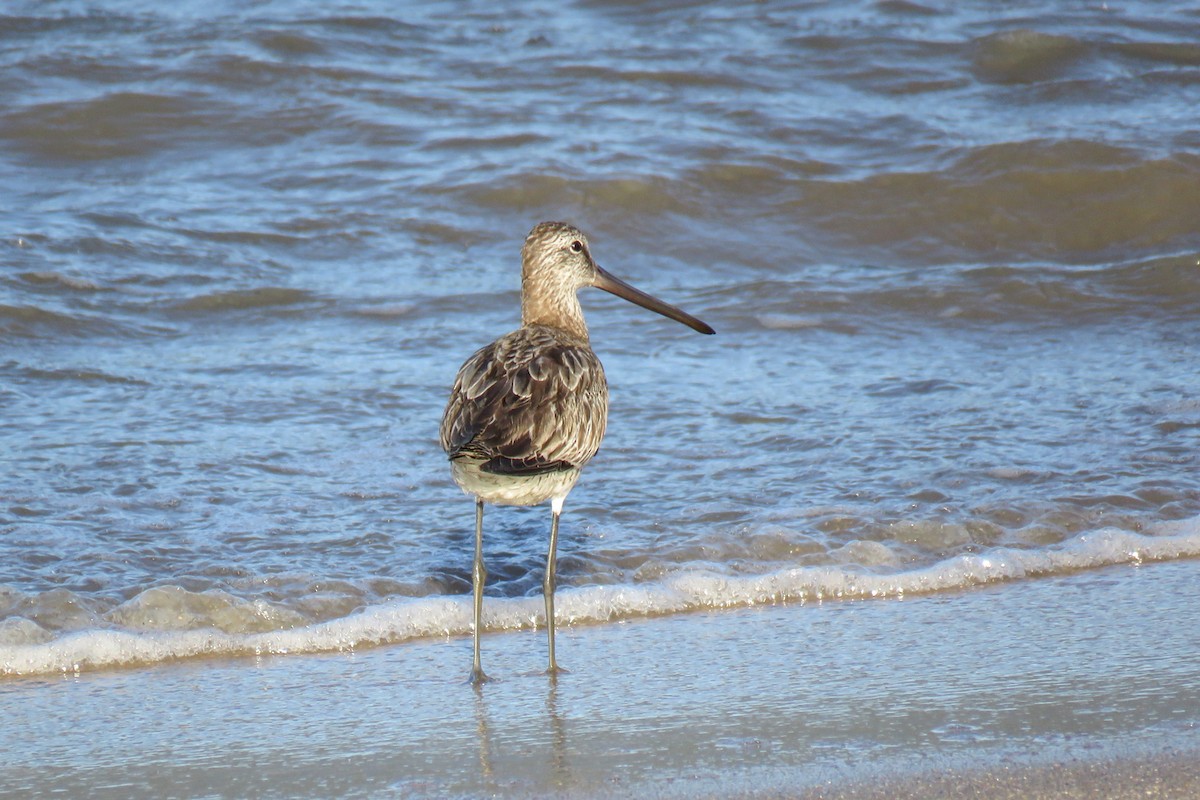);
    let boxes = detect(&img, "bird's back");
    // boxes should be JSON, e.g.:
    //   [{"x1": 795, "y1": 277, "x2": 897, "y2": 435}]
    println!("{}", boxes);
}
[{"x1": 441, "y1": 324, "x2": 609, "y2": 499}]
